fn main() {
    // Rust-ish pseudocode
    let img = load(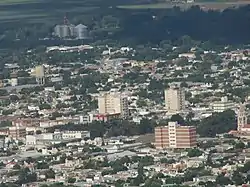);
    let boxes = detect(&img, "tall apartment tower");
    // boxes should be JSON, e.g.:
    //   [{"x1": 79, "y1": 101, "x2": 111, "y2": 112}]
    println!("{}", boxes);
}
[
  {"x1": 155, "y1": 121, "x2": 197, "y2": 149},
  {"x1": 237, "y1": 103, "x2": 247, "y2": 131},
  {"x1": 165, "y1": 85, "x2": 185, "y2": 113},
  {"x1": 35, "y1": 65, "x2": 45, "y2": 85},
  {"x1": 98, "y1": 92, "x2": 129, "y2": 118}
]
